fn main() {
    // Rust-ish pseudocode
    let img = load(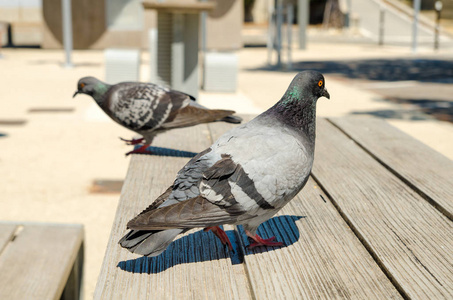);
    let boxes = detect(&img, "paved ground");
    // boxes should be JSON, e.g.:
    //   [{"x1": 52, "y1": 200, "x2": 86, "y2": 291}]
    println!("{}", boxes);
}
[{"x1": 0, "y1": 33, "x2": 452, "y2": 299}]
